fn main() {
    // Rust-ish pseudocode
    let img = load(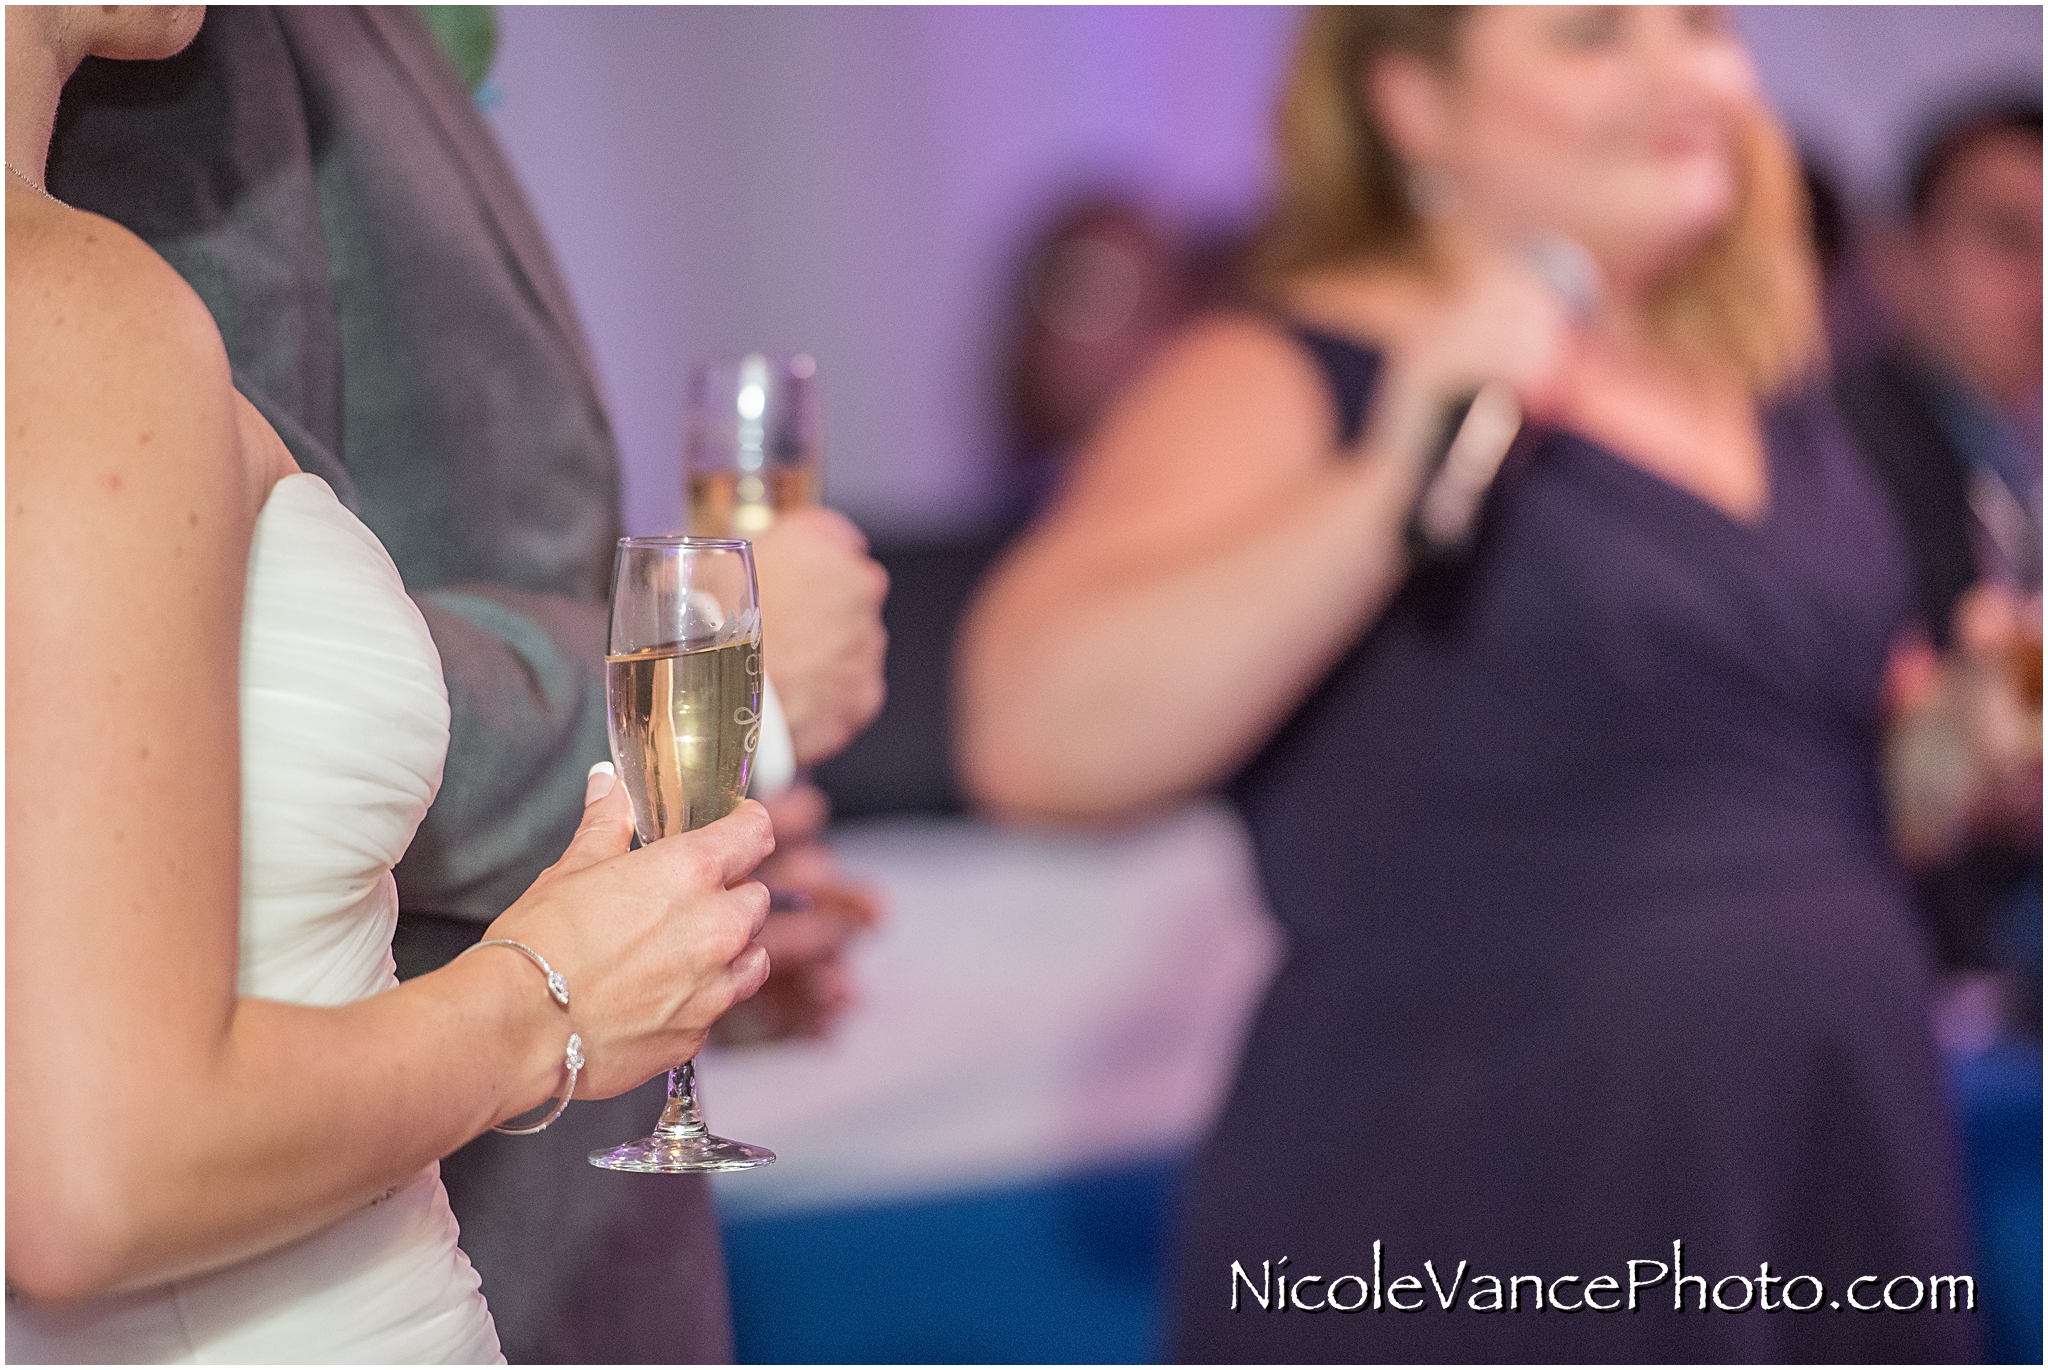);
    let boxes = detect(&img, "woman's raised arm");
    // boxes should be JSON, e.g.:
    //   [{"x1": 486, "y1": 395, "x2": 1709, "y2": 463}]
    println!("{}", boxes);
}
[
  {"x1": 958, "y1": 248, "x2": 1579, "y2": 828},
  {"x1": 955, "y1": 313, "x2": 1430, "y2": 824}
]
